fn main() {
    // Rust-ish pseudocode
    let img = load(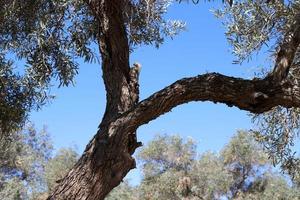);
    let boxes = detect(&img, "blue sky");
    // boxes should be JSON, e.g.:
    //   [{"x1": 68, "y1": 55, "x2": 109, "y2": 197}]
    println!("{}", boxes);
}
[{"x1": 29, "y1": 1, "x2": 270, "y2": 183}]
